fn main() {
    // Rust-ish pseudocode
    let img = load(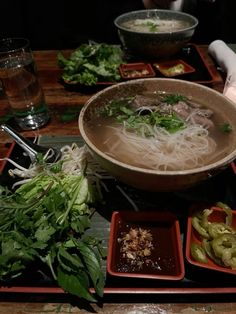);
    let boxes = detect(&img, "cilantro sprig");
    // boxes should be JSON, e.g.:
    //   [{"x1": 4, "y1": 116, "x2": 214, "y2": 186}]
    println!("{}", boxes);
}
[{"x1": 162, "y1": 94, "x2": 187, "y2": 105}]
